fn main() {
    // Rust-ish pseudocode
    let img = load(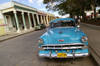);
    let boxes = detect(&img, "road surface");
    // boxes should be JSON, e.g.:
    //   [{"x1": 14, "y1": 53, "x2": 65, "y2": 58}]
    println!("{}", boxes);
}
[{"x1": 0, "y1": 25, "x2": 97, "y2": 66}]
